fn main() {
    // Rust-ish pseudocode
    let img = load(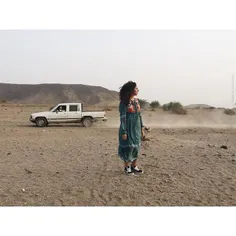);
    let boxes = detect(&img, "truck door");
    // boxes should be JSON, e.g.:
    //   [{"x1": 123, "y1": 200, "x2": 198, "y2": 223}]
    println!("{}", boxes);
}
[
  {"x1": 68, "y1": 104, "x2": 82, "y2": 122},
  {"x1": 49, "y1": 105, "x2": 68, "y2": 122}
]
